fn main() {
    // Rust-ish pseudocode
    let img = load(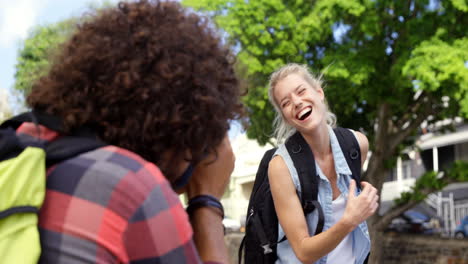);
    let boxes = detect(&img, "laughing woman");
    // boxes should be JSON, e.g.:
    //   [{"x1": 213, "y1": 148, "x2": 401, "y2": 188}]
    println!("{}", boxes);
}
[{"x1": 267, "y1": 63, "x2": 378, "y2": 264}]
